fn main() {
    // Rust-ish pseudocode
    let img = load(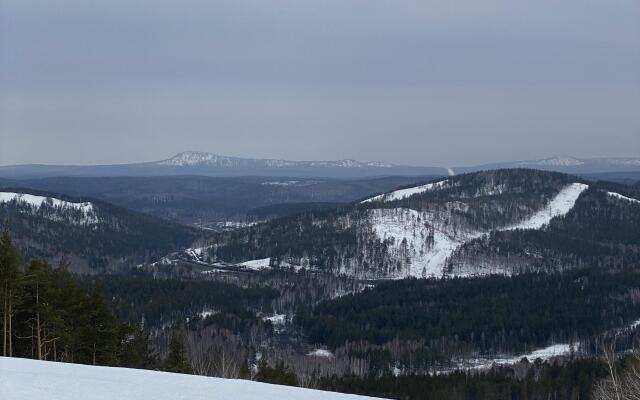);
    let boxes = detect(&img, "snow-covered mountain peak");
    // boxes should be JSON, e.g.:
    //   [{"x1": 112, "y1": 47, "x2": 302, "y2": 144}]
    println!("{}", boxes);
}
[
  {"x1": 157, "y1": 152, "x2": 401, "y2": 170},
  {"x1": 157, "y1": 151, "x2": 235, "y2": 167}
]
